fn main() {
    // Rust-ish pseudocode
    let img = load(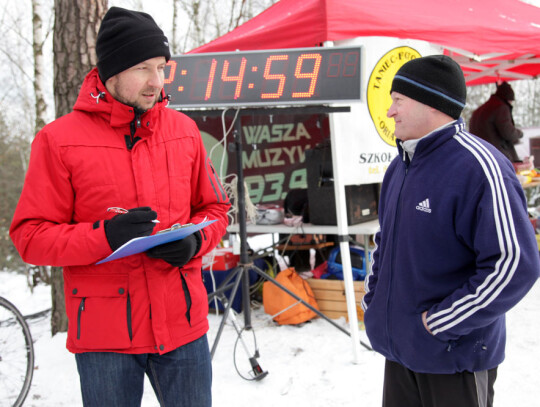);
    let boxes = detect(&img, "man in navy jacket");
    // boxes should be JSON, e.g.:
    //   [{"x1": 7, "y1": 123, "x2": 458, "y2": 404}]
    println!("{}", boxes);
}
[{"x1": 362, "y1": 55, "x2": 539, "y2": 407}]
